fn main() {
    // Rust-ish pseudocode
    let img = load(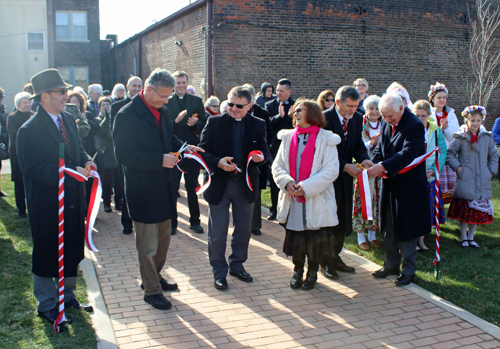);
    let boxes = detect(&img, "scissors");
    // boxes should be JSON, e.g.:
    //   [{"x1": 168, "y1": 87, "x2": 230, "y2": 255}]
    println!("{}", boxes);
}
[
  {"x1": 226, "y1": 156, "x2": 242, "y2": 173},
  {"x1": 85, "y1": 152, "x2": 98, "y2": 175},
  {"x1": 170, "y1": 141, "x2": 189, "y2": 162},
  {"x1": 356, "y1": 163, "x2": 367, "y2": 171}
]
